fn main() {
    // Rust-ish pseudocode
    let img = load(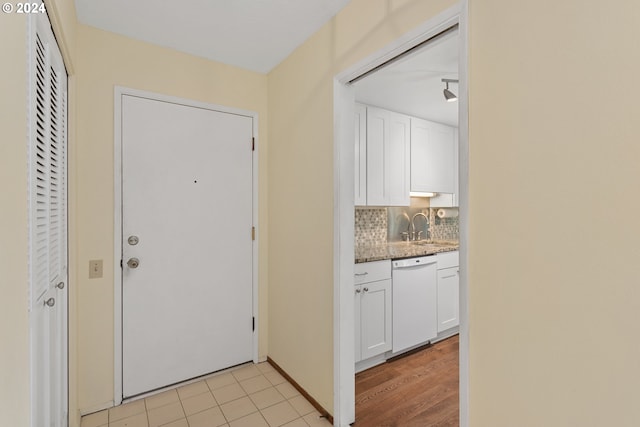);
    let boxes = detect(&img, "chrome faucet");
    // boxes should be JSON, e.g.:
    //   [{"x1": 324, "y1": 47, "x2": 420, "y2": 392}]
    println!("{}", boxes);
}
[
  {"x1": 400, "y1": 212, "x2": 411, "y2": 241},
  {"x1": 411, "y1": 212, "x2": 429, "y2": 241}
]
